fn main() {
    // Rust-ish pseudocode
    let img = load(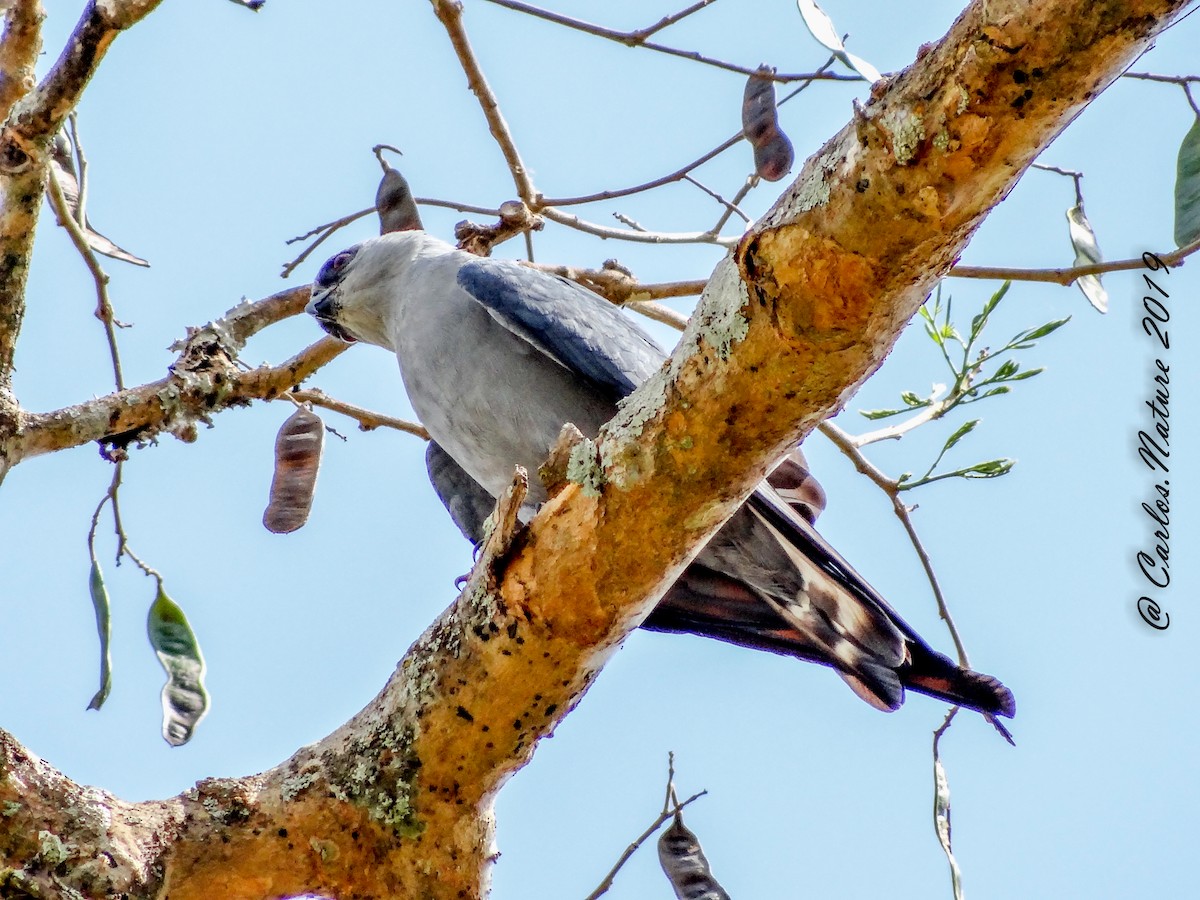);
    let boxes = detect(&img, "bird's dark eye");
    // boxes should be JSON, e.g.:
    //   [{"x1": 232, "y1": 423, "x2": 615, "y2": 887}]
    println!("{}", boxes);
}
[{"x1": 316, "y1": 247, "x2": 359, "y2": 288}]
